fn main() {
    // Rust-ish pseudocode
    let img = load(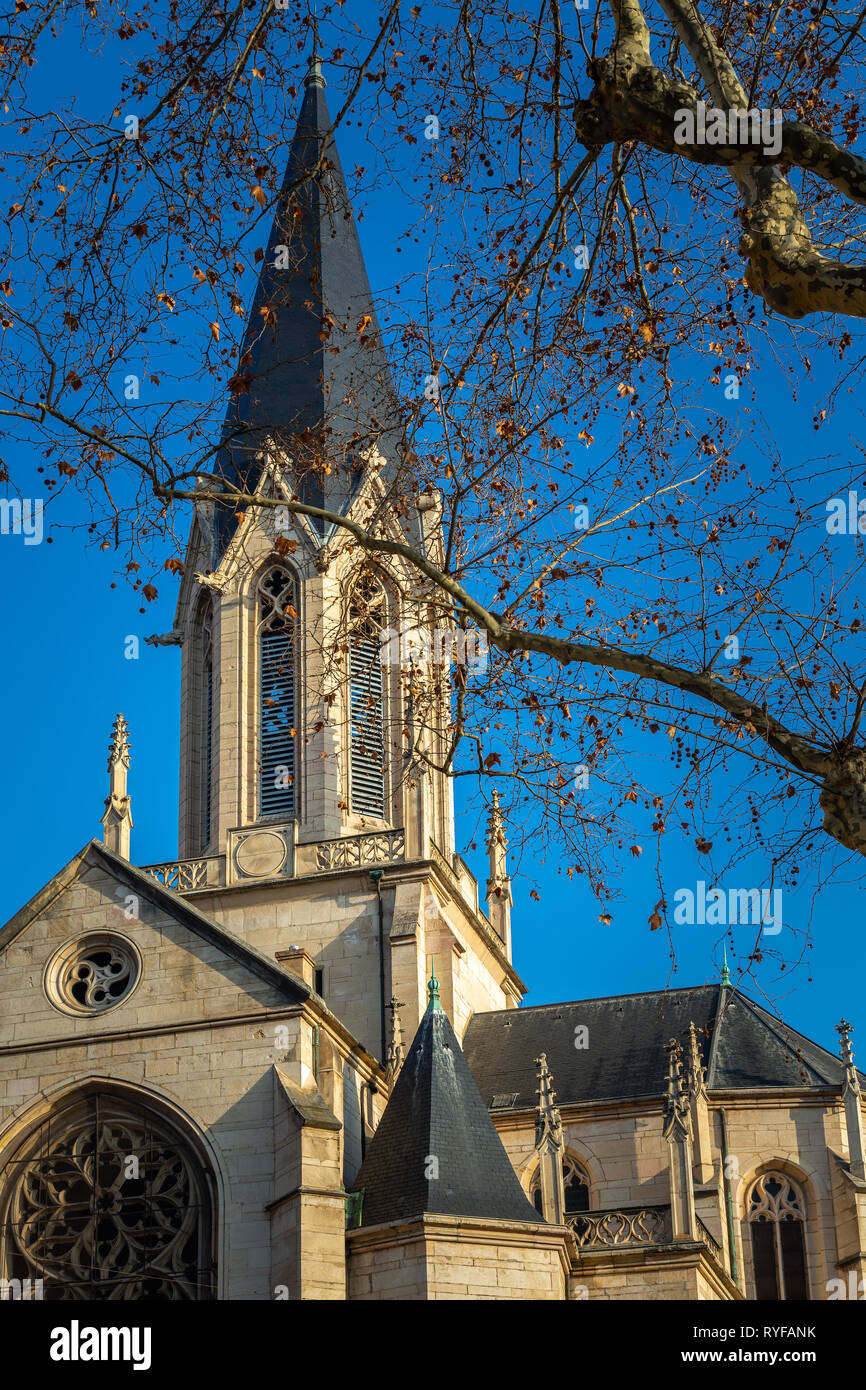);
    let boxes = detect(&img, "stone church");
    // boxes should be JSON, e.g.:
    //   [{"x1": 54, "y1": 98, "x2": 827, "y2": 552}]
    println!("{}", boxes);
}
[{"x1": 1, "y1": 50, "x2": 865, "y2": 1303}]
